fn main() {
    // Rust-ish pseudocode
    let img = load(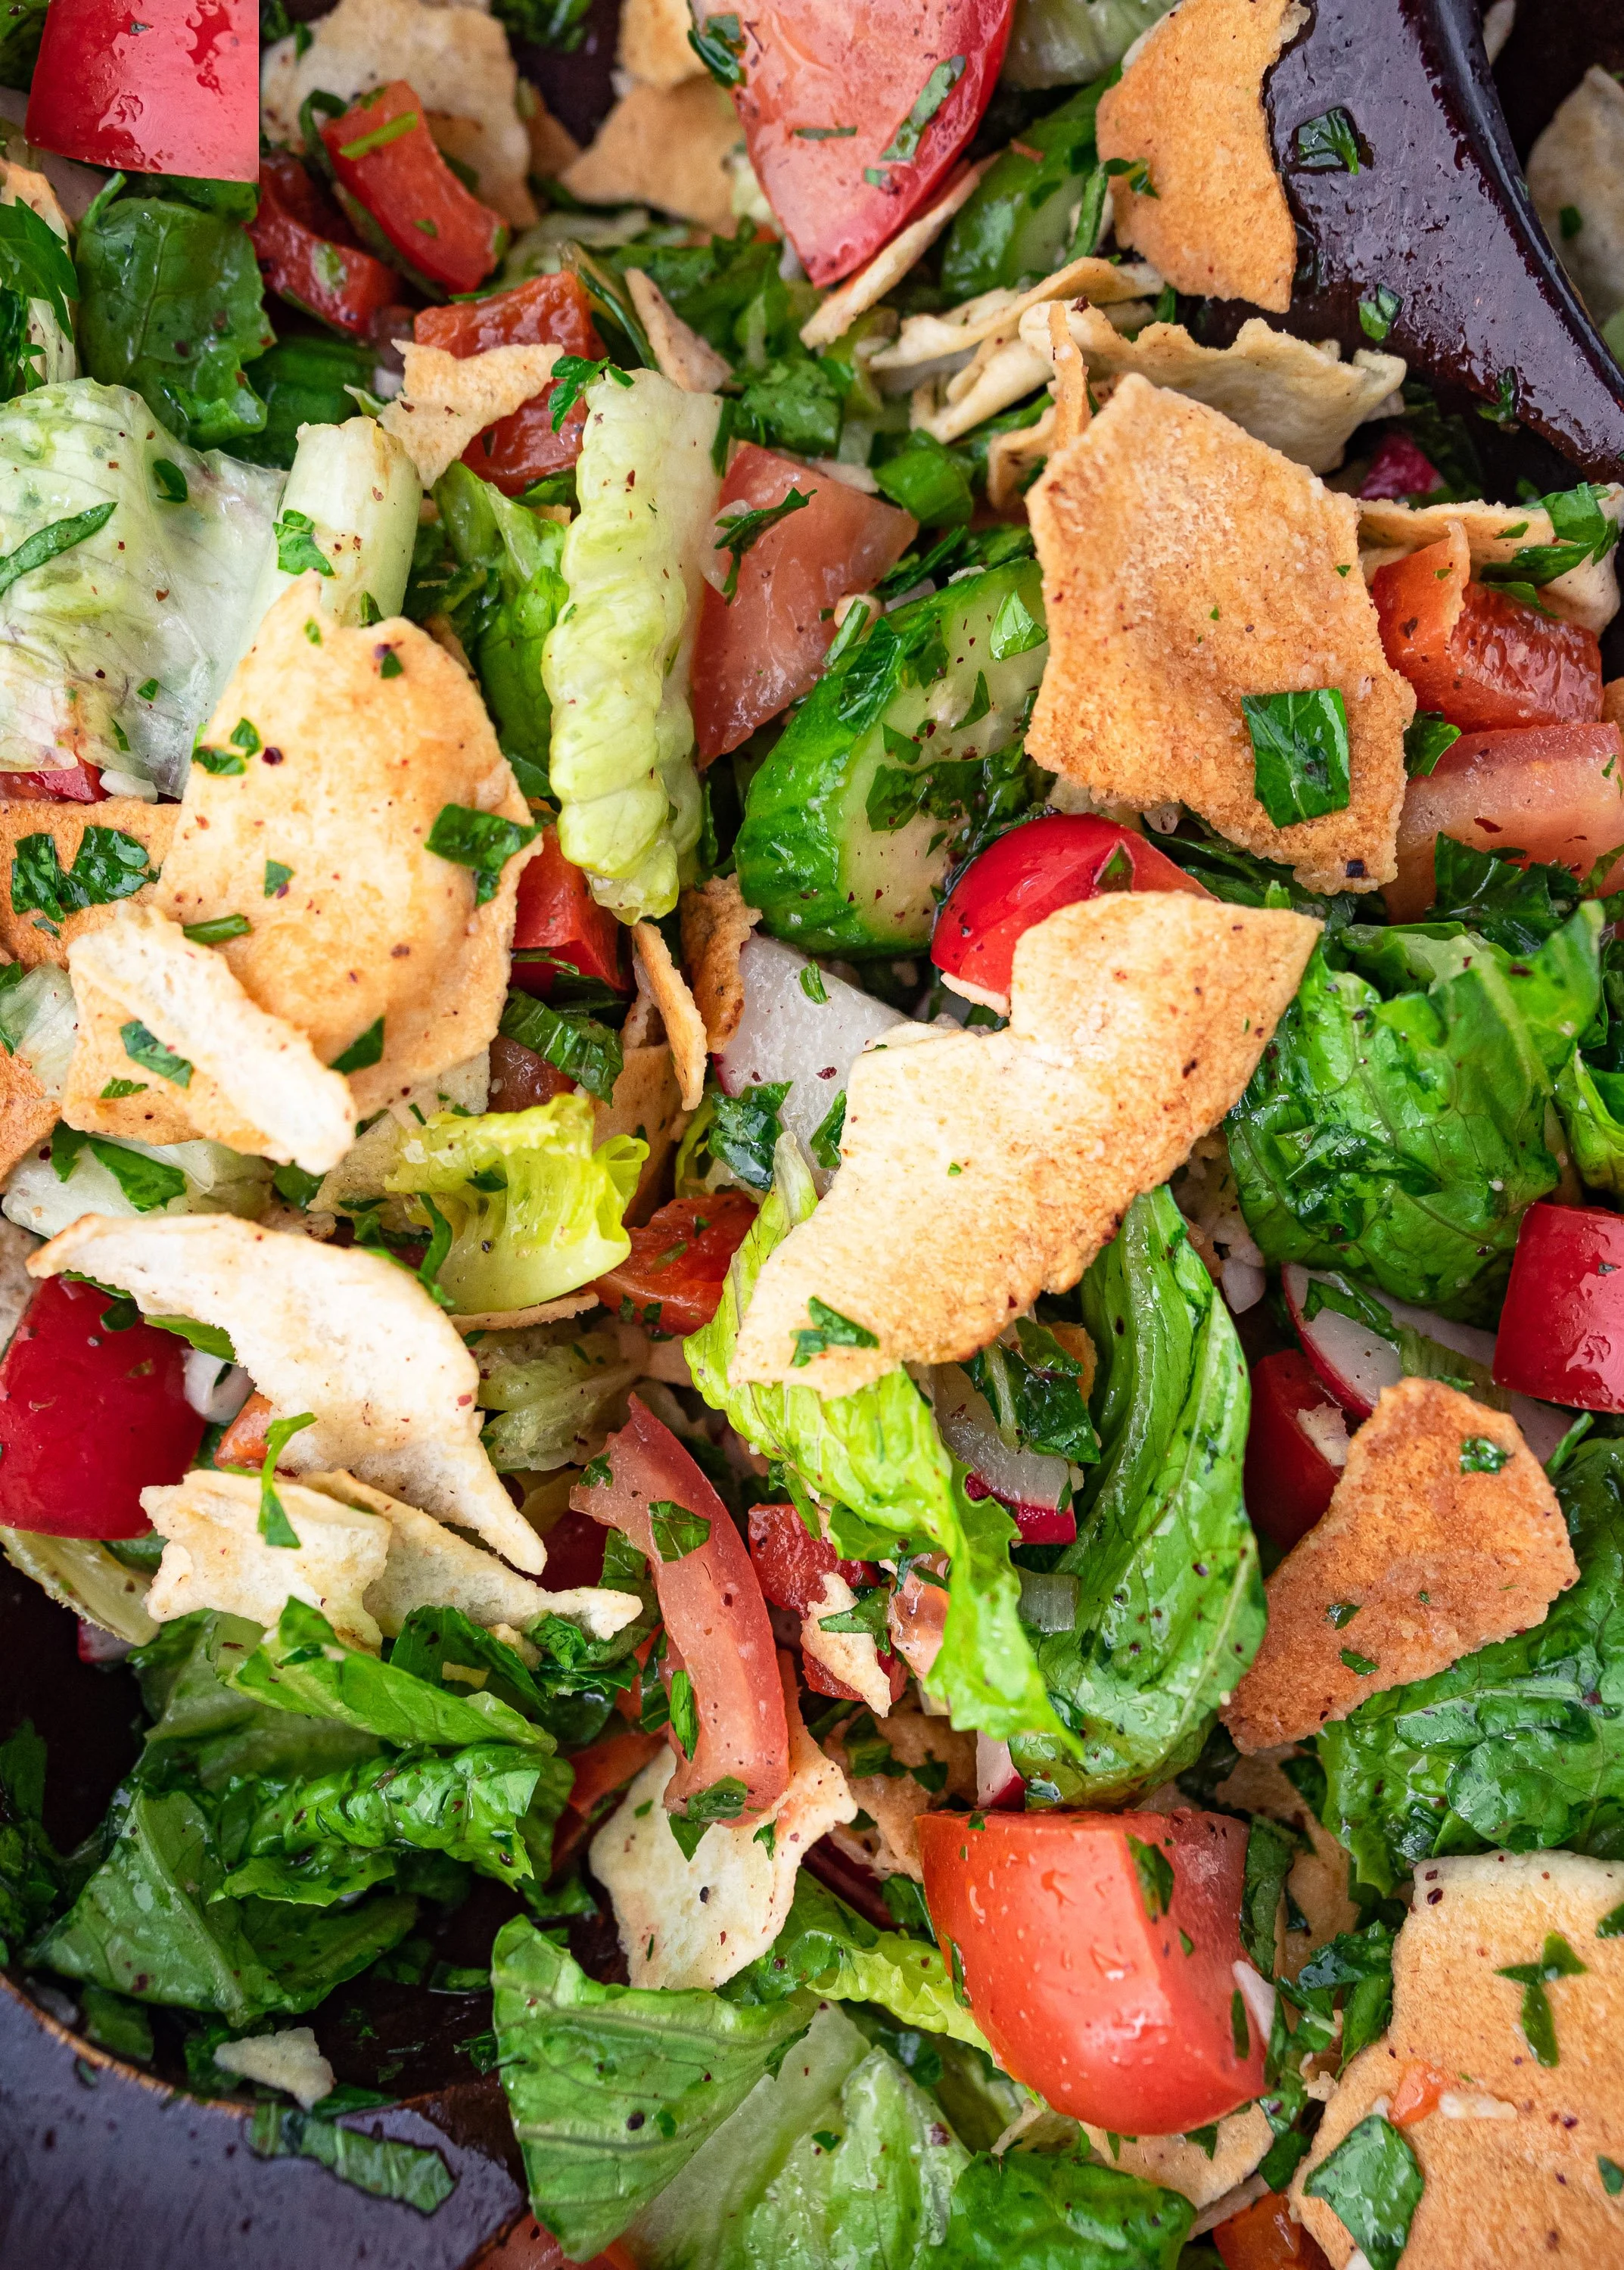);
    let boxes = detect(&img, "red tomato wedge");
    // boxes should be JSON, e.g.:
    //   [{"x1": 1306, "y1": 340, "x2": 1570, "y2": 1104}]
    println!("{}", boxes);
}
[
  {"x1": 931, "y1": 813, "x2": 1209, "y2": 1003},
  {"x1": 1357, "y1": 430, "x2": 1442, "y2": 502},
  {"x1": 1383, "y1": 720, "x2": 1624, "y2": 920},
  {"x1": 1245, "y1": 1350, "x2": 1344, "y2": 1551},
  {"x1": 571, "y1": 1396, "x2": 789, "y2": 1818},
  {"x1": 1370, "y1": 539, "x2": 1604, "y2": 732},
  {"x1": 0, "y1": 1279, "x2": 205, "y2": 1538},
  {"x1": 1494, "y1": 1202, "x2": 1624, "y2": 1412},
  {"x1": 550, "y1": 1726, "x2": 667, "y2": 1874},
  {"x1": 510, "y1": 828, "x2": 629, "y2": 999},
  {"x1": 249, "y1": 155, "x2": 402, "y2": 340},
  {"x1": 917, "y1": 1807, "x2": 1265, "y2": 2132},
  {"x1": 322, "y1": 82, "x2": 506, "y2": 297},
  {"x1": 1212, "y1": 2192, "x2": 1333, "y2": 2270},
  {"x1": 709, "y1": 0, "x2": 1016, "y2": 287},
  {"x1": 487, "y1": 1034, "x2": 577, "y2": 1113},
  {"x1": 593, "y1": 1193, "x2": 758, "y2": 1336},
  {"x1": 415, "y1": 275, "x2": 606, "y2": 496},
  {"x1": 27, "y1": 0, "x2": 258, "y2": 179},
  {"x1": 692, "y1": 446, "x2": 916, "y2": 760},
  {"x1": 5, "y1": 767, "x2": 104, "y2": 804},
  {"x1": 746, "y1": 1497, "x2": 904, "y2": 1703},
  {"x1": 216, "y1": 1390, "x2": 271, "y2": 1471}
]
